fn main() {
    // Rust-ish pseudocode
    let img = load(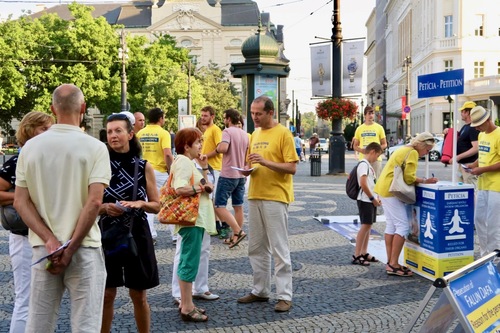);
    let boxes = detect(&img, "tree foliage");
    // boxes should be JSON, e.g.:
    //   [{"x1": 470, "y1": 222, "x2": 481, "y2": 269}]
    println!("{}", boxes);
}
[{"x1": 0, "y1": 4, "x2": 241, "y2": 134}]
